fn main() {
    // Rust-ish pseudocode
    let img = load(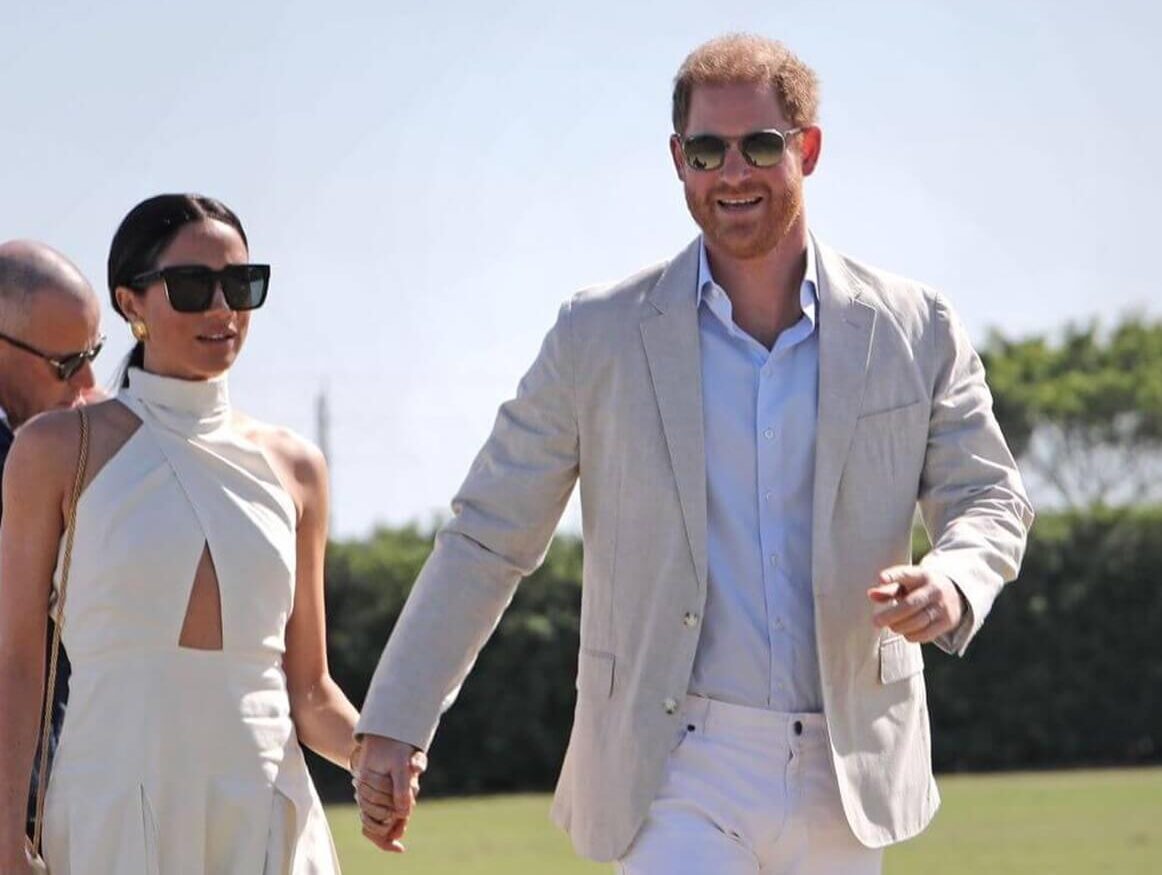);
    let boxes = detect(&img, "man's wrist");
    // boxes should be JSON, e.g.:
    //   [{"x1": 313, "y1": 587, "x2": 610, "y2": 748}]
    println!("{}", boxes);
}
[{"x1": 938, "y1": 577, "x2": 976, "y2": 655}]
